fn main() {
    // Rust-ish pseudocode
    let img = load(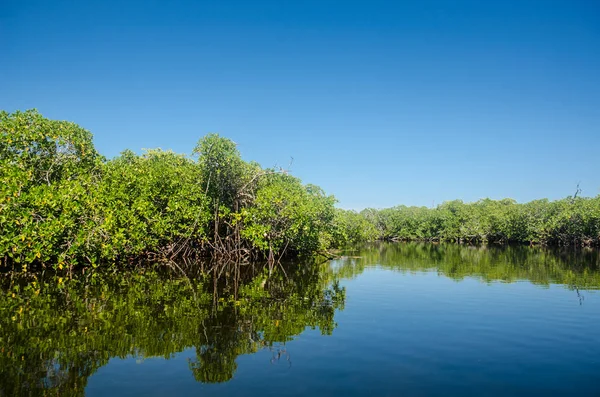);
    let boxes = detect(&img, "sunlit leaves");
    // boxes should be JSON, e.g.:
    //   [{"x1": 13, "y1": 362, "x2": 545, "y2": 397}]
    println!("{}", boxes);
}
[
  {"x1": 242, "y1": 174, "x2": 337, "y2": 257},
  {"x1": 1, "y1": 111, "x2": 344, "y2": 268},
  {"x1": 359, "y1": 197, "x2": 600, "y2": 246}
]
